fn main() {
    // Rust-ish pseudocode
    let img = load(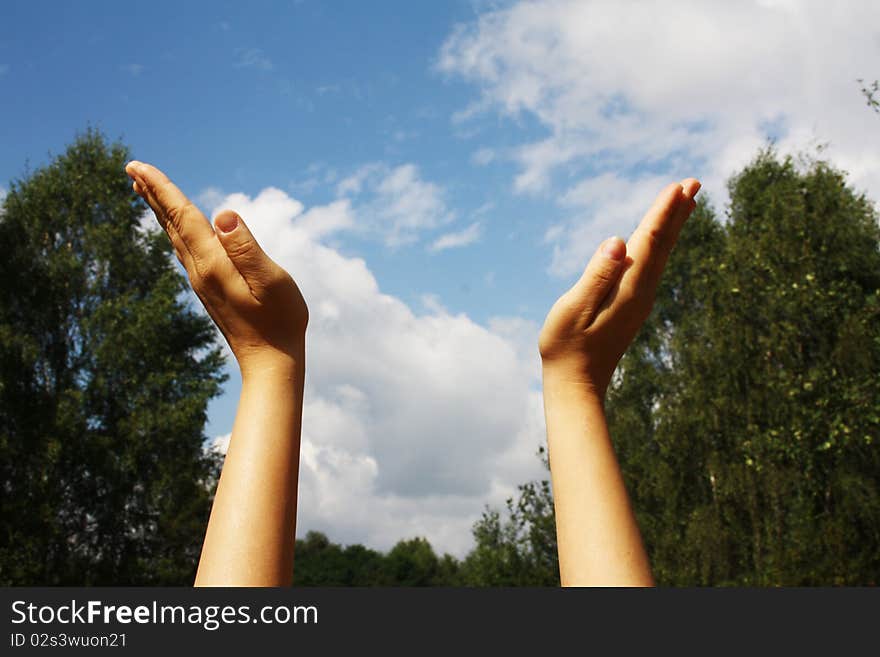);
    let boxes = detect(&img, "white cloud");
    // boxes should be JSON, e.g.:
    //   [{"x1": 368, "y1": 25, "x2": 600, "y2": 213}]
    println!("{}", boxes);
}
[
  {"x1": 201, "y1": 188, "x2": 546, "y2": 556},
  {"x1": 234, "y1": 47, "x2": 273, "y2": 71},
  {"x1": 336, "y1": 163, "x2": 382, "y2": 196},
  {"x1": 471, "y1": 147, "x2": 495, "y2": 166},
  {"x1": 430, "y1": 221, "x2": 482, "y2": 251},
  {"x1": 438, "y1": 0, "x2": 880, "y2": 275},
  {"x1": 196, "y1": 187, "x2": 228, "y2": 212},
  {"x1": 210, "y1": 432, "x2": 232, "y2": 455},
  {"x1": 296, "y1": 199, "x2": 354, "y2": 239},
  {"x1": 337, "y1": 162, "x2": 455, "y2": 247},
  {"x1": 136, "y1": 207, "x2": 160, "y2": 237},
  {"x1": 288, "y1": 163, "x2": 338, "y2": 196}
]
